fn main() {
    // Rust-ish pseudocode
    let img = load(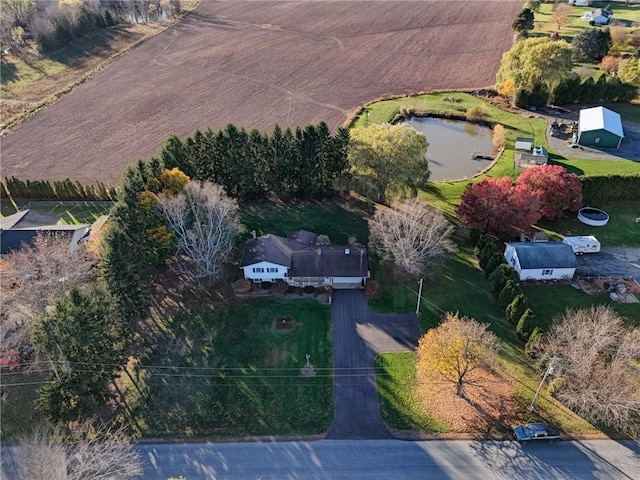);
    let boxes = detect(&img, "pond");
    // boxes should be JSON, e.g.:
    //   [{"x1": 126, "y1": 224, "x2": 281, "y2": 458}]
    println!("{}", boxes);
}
[{"x1": 402, "y1": 117, "x2": 497, "y2": 182}]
